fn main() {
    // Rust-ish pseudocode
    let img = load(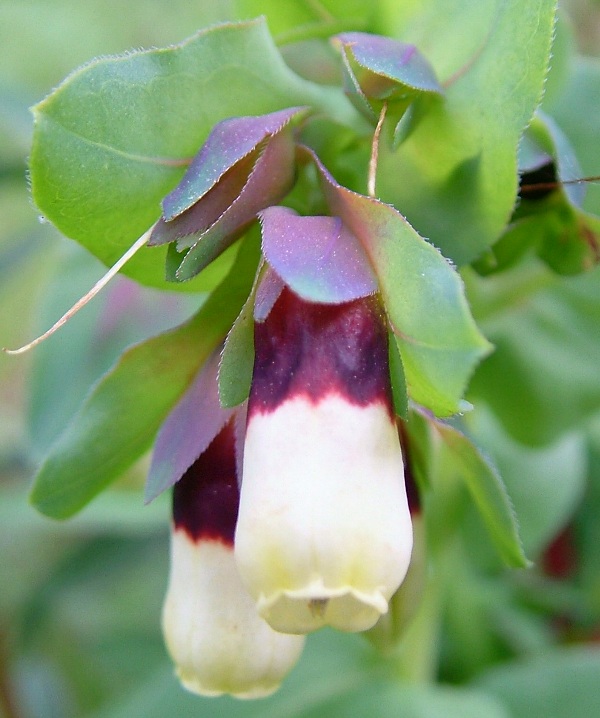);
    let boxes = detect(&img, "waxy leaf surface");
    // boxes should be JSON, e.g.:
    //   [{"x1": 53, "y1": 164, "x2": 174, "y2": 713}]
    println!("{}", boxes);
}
[
  {"x1": 468, "y1": 408, "x2": 586, "y2": 558},
  {"x1": 29, "y1": 18, "x2": 351, "y2": 291},
  {"x1": 335, "y1": 32, "x2": 441, "y2": 95},
  {"x1": 174, "y1": 129, "x2": 298, "y2": 281},
  {"x1": 333, "y1": 31, "x2": 441, "y2": 122},
  {"x1": 217, "y1": 252, "x2": 263, "y2": 409},
  {"x1": 374, "y1": 0, "x2": 556, "y2": 265},
  {"x1": 30, "y1": 235, "x2": 259, "y2": 519},
  {"x1": 430, "y1": 418, "x2": 529, "y2": 569}
]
